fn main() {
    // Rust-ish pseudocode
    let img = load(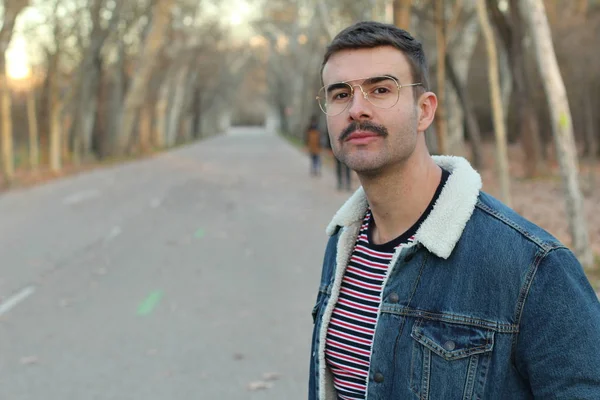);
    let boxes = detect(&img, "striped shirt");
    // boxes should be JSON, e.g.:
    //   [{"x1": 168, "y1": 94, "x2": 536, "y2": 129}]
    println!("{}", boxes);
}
[
  {"x1": 324, "y1": 211, "x2": 413, "y2": 399},
  {"x1": 324, "y1": 169, "x2": 450, "y2": 399}
]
